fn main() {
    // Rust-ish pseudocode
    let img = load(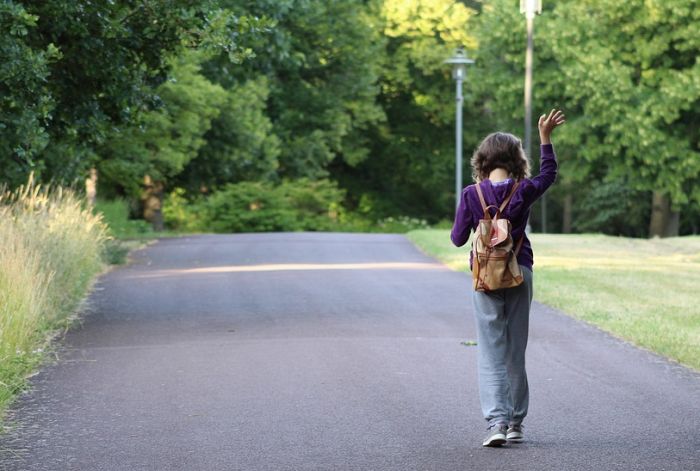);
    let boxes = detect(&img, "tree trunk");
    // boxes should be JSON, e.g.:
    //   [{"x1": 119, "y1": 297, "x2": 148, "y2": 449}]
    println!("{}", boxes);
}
[
  {"x1": 142, "y1": 175, "x2": 164, "y2": 232},
  {"x1": 648, "y1": 191, "x2": 679, "y2": 238},
  {"x1": 562, "y1": 193, "x2": 573, "y2": 234},
  {"x1": 85, "y1": 167, "x2": 98, "y2": 208},
  {"x1": 665, "y1": 210, "x2": 680, "y2": 238}
]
